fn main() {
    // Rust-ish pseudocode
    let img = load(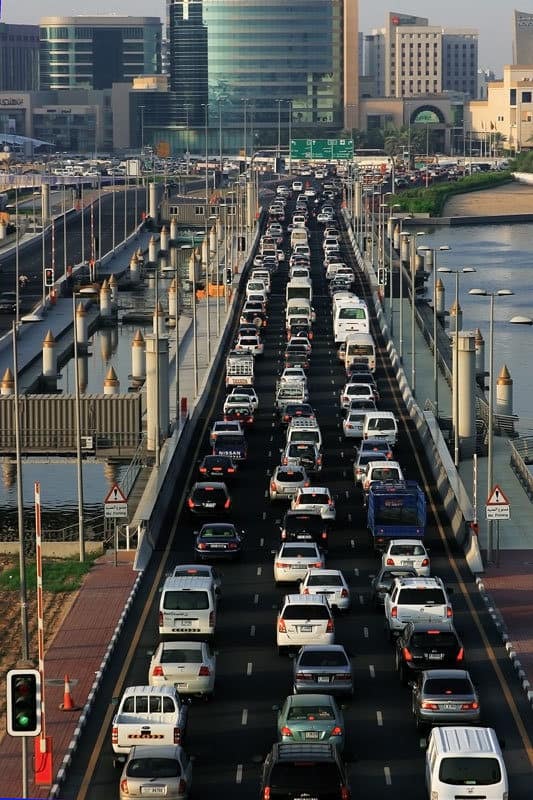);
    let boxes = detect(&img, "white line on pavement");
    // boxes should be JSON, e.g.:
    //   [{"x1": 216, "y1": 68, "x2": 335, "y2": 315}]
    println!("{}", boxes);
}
[
  {"x1": 242, "y1": 709, "x2": 248, "y2": 725},
  {"x1": 236, "y1": 764, "x2": 243, "y2": 784},
  {"x1": 250, "y1": 625, "x2": 256, "y2": 637},
  {"x1": 369, "y1": 664, "x2": 375, "y2": 678},
  {"x1": 364, "y1": 626, "x2": 369, "y2": 638},
  {"x1": 247, "y1": 662, "x2": 253, "y2": 676},
  {"x1": 257, "y1": 566, "x2": 262, "y2": 576},
  {"x1": 384, "y1": 766, "x2": 391, "y2": 785},
  {"x1": 254, "y1": 593, "x2": 259, "y2": 604},
  {"x1": 377, "y1": 711, "x2": 383, "y2": 726}
]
